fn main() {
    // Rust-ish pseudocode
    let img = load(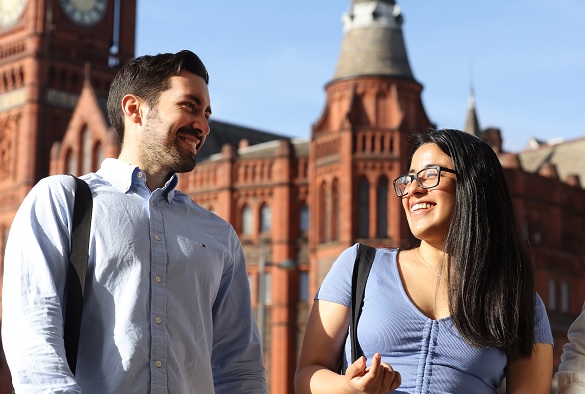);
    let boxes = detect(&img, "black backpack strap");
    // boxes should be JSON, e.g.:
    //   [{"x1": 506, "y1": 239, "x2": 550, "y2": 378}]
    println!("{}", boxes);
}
[
  {"x1": 64, "y1": 175, "x2": 93, "y2": 376},
  {"x1": 349, "y1": 243, "x2": 376, "y2": 363}
]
